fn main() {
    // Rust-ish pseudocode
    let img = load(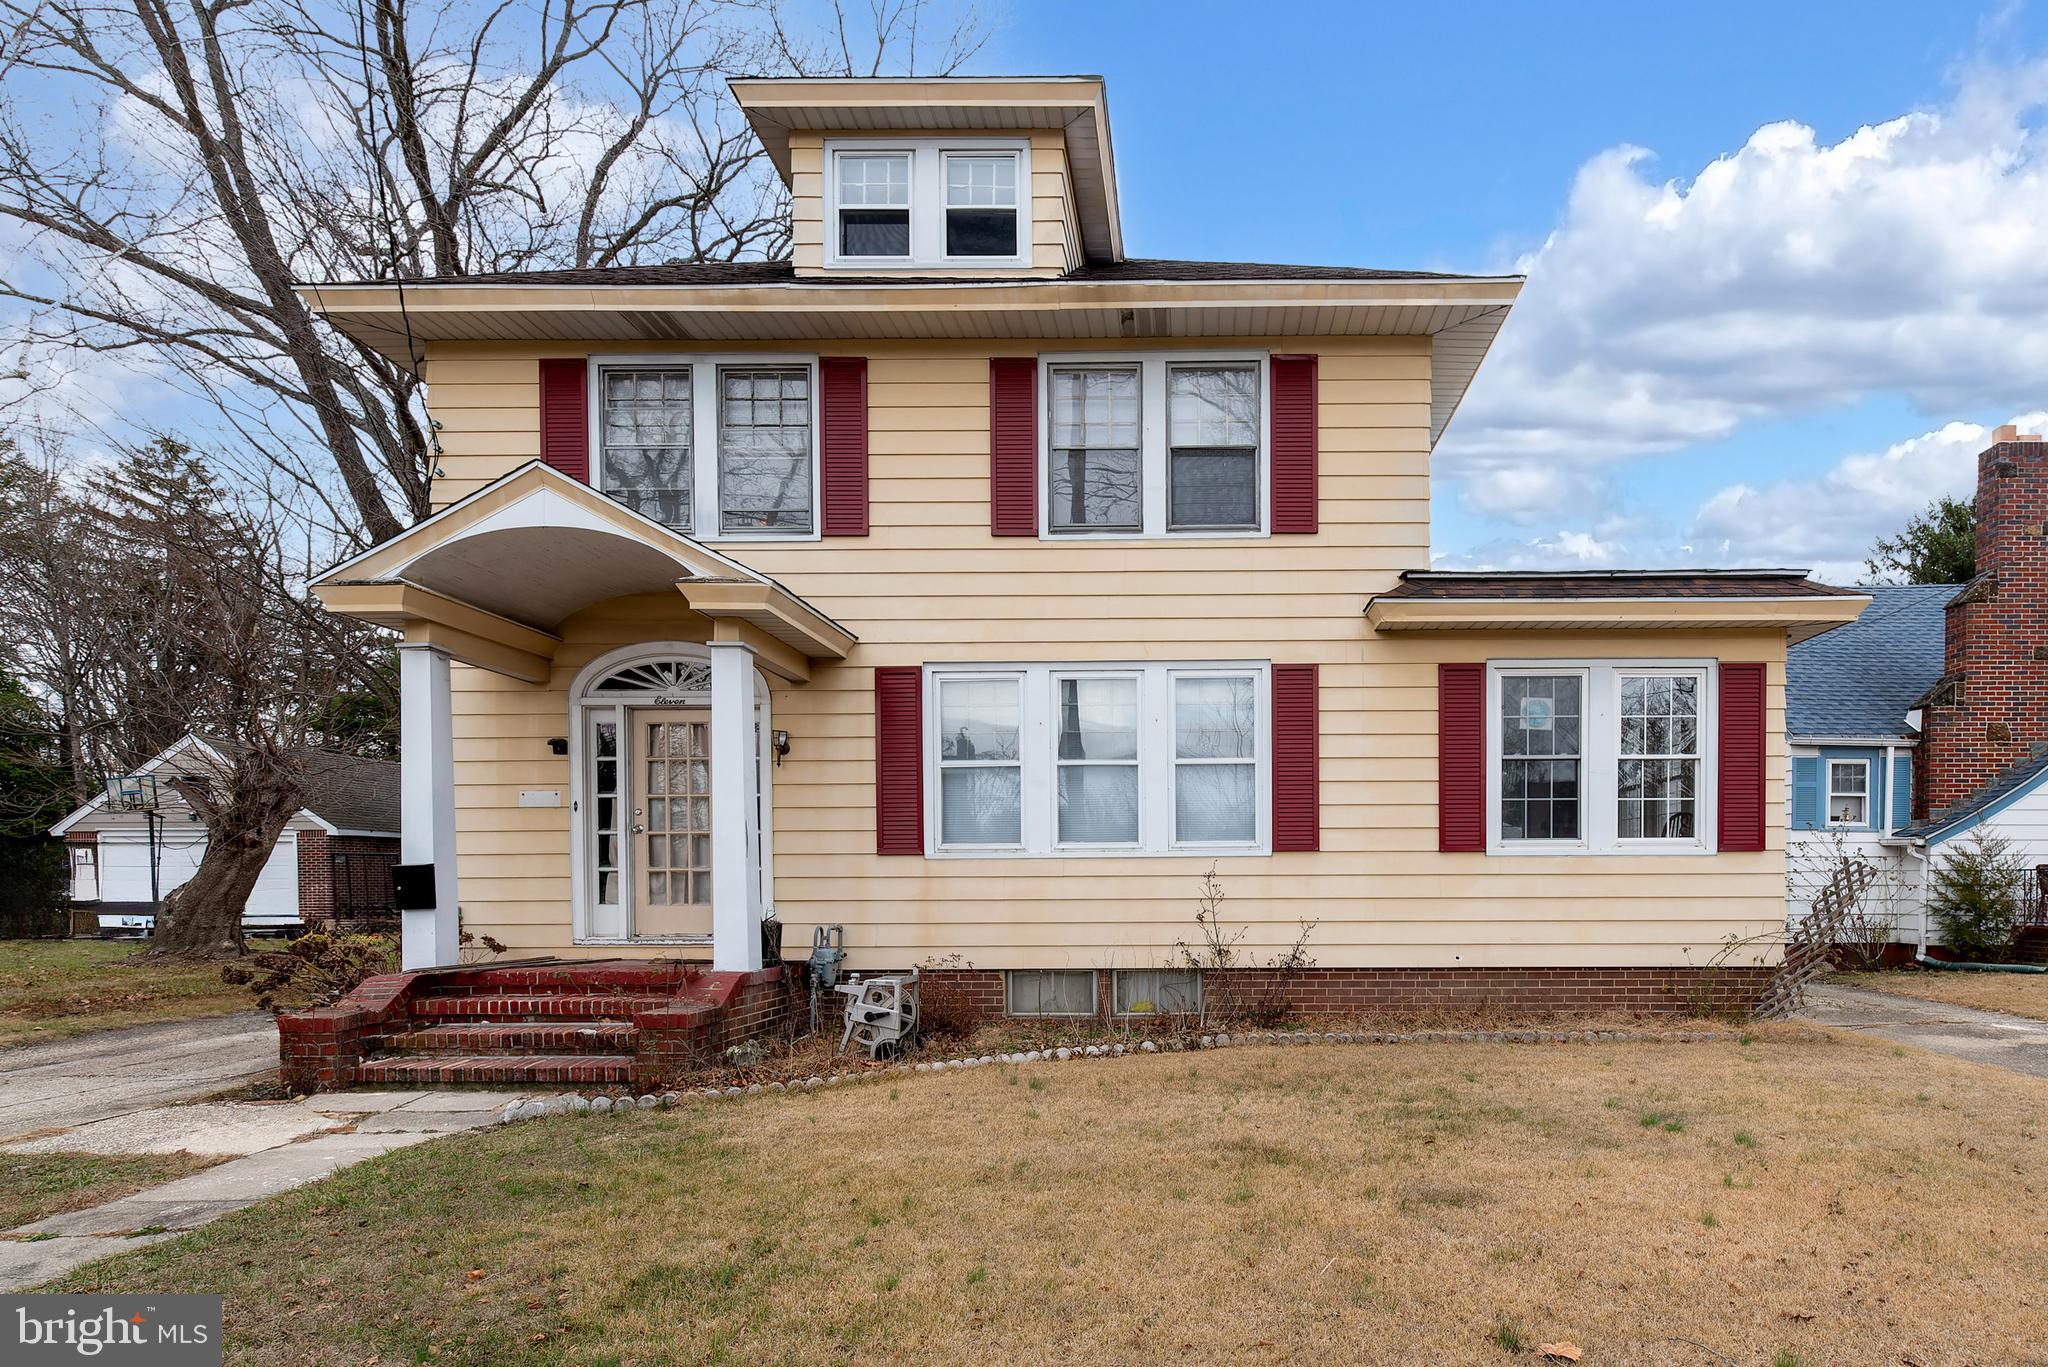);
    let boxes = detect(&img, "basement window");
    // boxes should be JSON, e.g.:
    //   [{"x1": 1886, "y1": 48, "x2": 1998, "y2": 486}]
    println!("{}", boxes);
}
[
  {"x1": 1113, "y1": 969, "x2": 1201, "y2": 1016},
  {"x1": 1007, "y1": 970, "x2": 1096, "y2": 1016}
]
